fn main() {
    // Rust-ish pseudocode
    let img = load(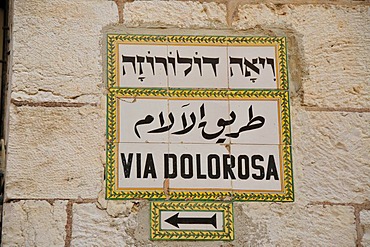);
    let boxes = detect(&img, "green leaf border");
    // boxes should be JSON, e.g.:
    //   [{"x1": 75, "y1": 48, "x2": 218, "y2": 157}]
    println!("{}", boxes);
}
[
  {"x1": 106, "y1": 34, "x2": 288, "y2": 90},
  {"x1": 106, "y1": 88, "x2": 293, "y2": 202},
  {"x1": 150, "y1": 201, "x2": 234, "y2": 241}
]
